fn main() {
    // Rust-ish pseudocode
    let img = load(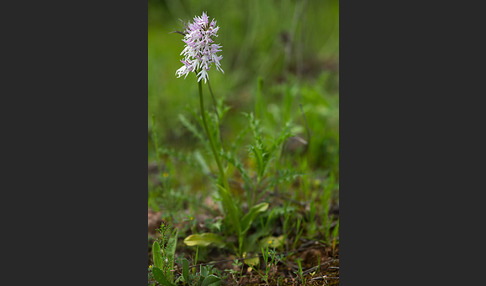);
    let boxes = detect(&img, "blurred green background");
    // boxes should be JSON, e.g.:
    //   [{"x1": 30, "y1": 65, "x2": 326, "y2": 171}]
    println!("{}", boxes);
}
[{"x1": 148, "y1": 0, "x2": 339, "y2": 176}]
